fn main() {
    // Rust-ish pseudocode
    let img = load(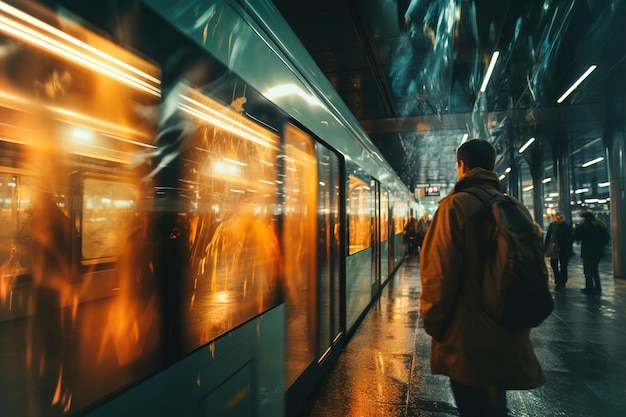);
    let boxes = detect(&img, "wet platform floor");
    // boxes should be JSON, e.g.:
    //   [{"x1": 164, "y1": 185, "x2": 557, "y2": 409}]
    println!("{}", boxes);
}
[{"x1": 299, "y1": 253, "x2": 626, "y2": 417}]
